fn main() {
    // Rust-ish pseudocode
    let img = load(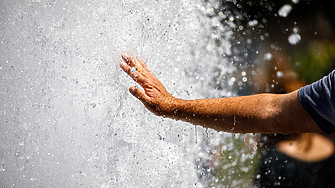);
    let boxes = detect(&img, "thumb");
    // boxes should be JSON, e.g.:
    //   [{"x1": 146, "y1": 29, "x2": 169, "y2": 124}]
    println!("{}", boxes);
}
[{"x1": 129, "y1": 86, "x2": 151, "y2": 104}]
